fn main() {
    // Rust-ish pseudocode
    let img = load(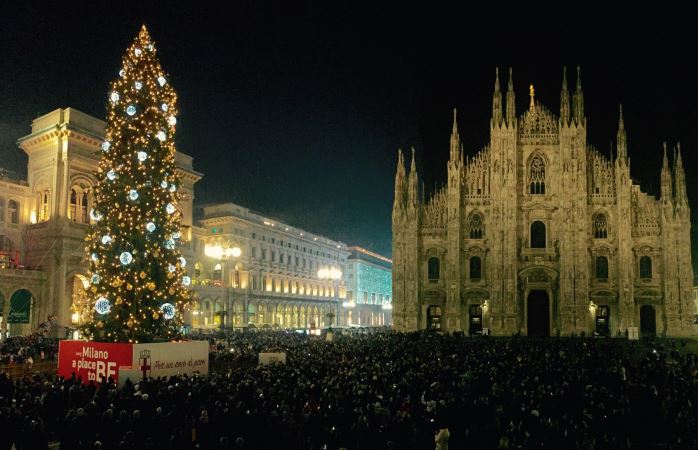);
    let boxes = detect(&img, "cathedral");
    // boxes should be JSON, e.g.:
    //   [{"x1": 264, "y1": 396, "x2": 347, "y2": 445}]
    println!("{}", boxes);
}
[{"x1": 391, "y1": 67, "x2": 694, "y2": 337}]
